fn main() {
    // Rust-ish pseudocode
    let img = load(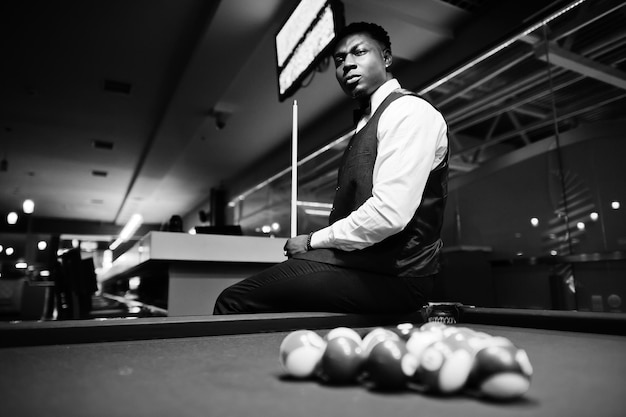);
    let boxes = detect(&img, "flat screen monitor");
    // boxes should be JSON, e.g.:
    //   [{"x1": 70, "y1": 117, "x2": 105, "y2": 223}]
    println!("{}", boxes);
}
[{"x1": 276, "y1": 0, "x2": 345, "y2": 102}]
